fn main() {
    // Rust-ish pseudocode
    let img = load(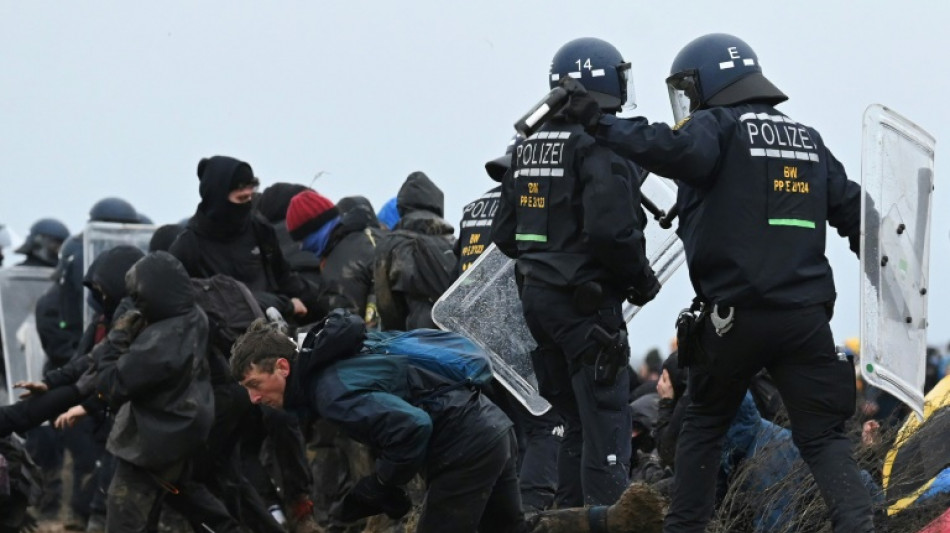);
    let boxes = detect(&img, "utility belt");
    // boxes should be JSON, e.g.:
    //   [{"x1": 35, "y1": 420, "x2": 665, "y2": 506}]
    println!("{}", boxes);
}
[
  {"x1": 526, "y1": 278, "x2": 628, "y2": 385},
  {"x1": 675, "y1": 300, "x2": 736, "y2": 369}
]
